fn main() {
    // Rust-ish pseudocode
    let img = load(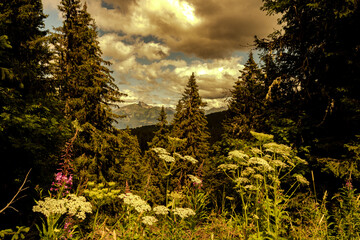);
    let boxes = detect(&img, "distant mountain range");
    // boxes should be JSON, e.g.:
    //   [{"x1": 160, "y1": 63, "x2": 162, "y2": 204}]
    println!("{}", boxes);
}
[{"x1": 112, "y1": 101, "x2": 227, "y2": 129}]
